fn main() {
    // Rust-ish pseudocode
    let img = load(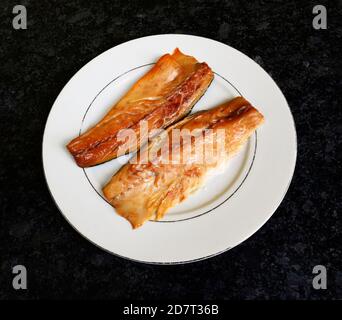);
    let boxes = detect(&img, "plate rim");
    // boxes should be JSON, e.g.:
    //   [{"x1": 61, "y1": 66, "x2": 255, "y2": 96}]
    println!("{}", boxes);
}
[{"x1": 42, "y1": 34, "x2": 297, "y2": 264}]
